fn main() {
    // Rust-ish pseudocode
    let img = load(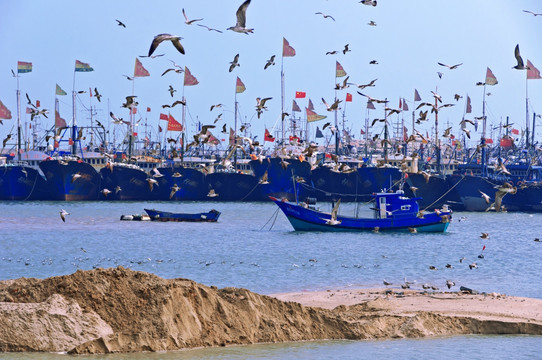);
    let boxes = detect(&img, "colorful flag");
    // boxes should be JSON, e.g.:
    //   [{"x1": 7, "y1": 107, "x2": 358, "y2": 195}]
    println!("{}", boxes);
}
[
  {"x1": 402, "y1": 98, "x2": 409, "y2": 111},
  {"x1": 295, "y1": 91, "x2": 306, "y2": 98},
  {"x1": 159, "y1": 113, "x2": 168, "y2": 121},
  {"x1": 414, "y1": 89, "x2": 421, "y2": 102},
  {"x1": 55, "y1": 110, "x2": 67, "y2": 128},
  {"x1": 134, "y1": 58, "x2": 150, "y2": 77},
  {"x1": 466, "y1": 95, "x2": 472, "y2": 113},
  {"x1": 17, "y1": 61, "x2": 32, "y2": 73},
  {"x1": 0, "y1": 100, "x2": 12, "y2": 119},
  {"x1": 485, "y1": 138, "x2": 493, "y2": 144},
  {"x1": 527, "y1": 59, "x2": 542, "y2": 80},
  {"x1": 264, "y1": 128, "x2": 275, "y2": 142},
  {"x1": 56, "y1": 84, "x2": 67, "y2": 96},
  {"x1": 167, "y1": 114, "x2": 183, "y2": 131},
  {"x1": 308, "y1": 98, "x2": 315, "y2": 111},
  {"x1": 367, "y1": 100, "x2": 376, "y2": 110},
  {"x1": 282, "y1": 37, "x2": 296, "y2": 57},
  {"x1": 336, "y1": 61, "x2": 347, "y2": 78},
  {"x1": 346, "y1": 93, "x2": 353, "y2": 102},
  {"x1": 75, "y1": 60, "x2": 94, "y2": 72},
  {"x1": 236, "y1": 76, "x2": 246, "y2": 93},
  {"x1": 306, "y1": 107, "x2": 327, "y2": 122},
  {"x1": 292, "y1": 100, "x2": 301, "y2": 112},
  {"x1": 131, "y1": 107, "x2": 137, "y2": 114},
  {"x1": 511, "y1": 128, "x2": 519, "y2": 135},
  {"x1": 184, "y1": 67, "x2": 199, "y2": 86},
  {"x1": 315, "y1": 126, "x2": 324, "y2": 138},
  {"x1": 485, "y1": 67, "x2": 498, "y2": 85}
]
